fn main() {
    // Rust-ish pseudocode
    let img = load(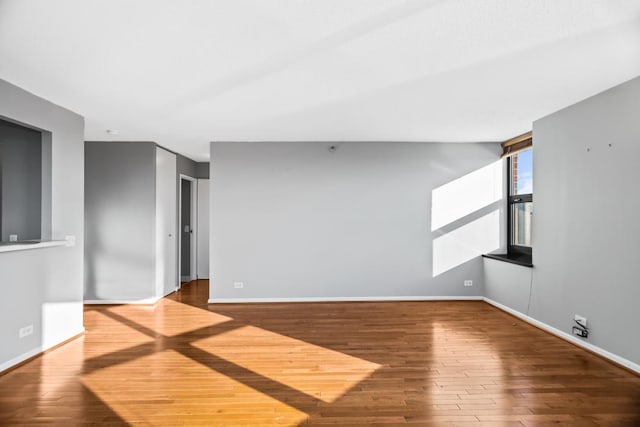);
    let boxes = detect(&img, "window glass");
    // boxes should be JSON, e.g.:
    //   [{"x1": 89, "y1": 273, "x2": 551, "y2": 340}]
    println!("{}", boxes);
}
[
  {"x1": 507, "y1": 146, "x2": 533, "y2": 258},
  {"x1": 510, "y1": 202, "x2": 532, "y2": 247},
  {"x1": 510, "y1": 149, "x2": 533, "y2": 195}
]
